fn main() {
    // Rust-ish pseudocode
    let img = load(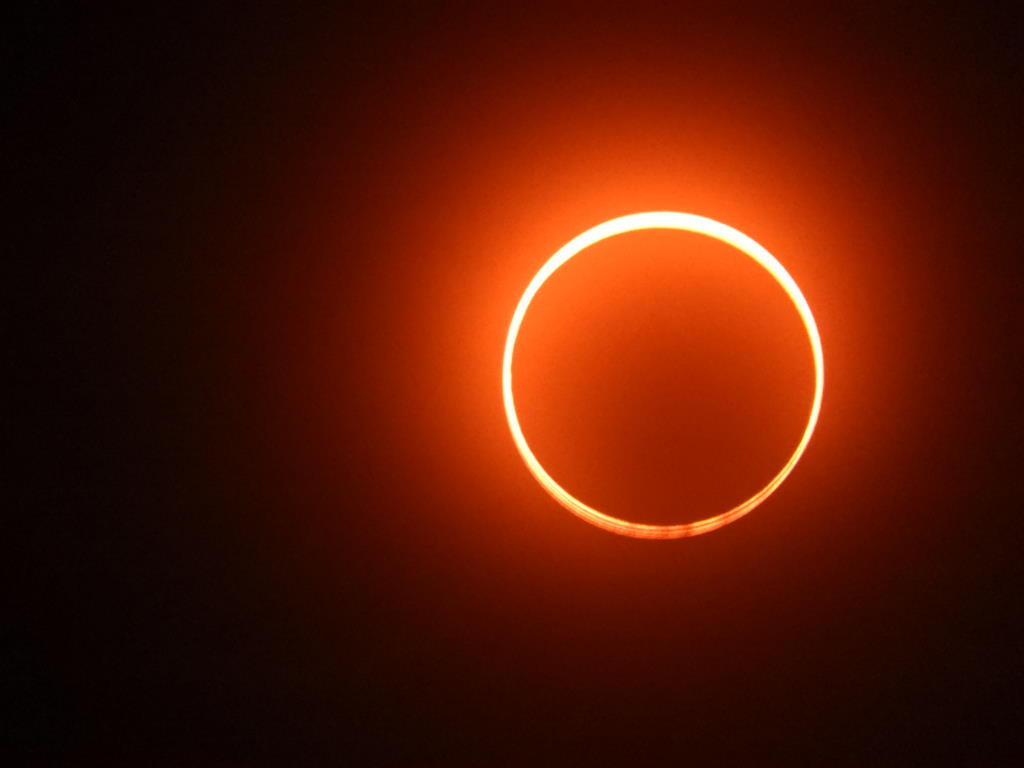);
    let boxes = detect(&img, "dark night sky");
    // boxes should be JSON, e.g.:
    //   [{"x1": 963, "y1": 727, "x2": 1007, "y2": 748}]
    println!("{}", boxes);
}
[{"x1": 9, "y1": 3, "x2": 1024, "y2": 765}]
